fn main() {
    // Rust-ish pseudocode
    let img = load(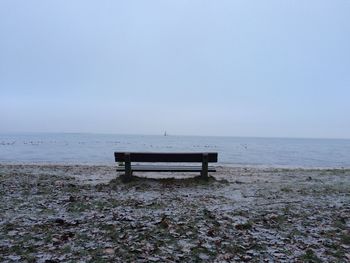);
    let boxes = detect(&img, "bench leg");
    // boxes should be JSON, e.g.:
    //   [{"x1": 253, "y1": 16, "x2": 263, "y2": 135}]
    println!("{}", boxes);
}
[
  {"x1": 201, "y1": 153, "x2": 209, "y2": 179},
  {"x1": 121, "y1": 153, "x2": 133, "y2": 182},
  {"x1": 125, "y1": 161, "x2": 132, "y2": 178}
]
